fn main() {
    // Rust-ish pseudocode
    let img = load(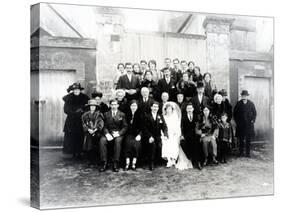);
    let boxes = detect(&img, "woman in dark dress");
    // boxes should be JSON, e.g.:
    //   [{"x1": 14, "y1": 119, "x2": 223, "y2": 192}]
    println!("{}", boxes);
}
[
  {"x1": 176, "y1": 72, "x2": 197, "y2": 102},
  {"x1": 192, "y1": 66, "x2": 203, "y2": 84},
  {"x1": 133, "y1": 63, "x2": 144, "y2": 82},
  {"x1": 115, "y1": 89, "x2": 128, "y2": 113},
  {"x1": 140, "y1": 70, "x2": 158, "y2": 100},
  {"x1": 195, "y1": 106, "x2": 219, "y2": 166},
  {"x1": 91, "y1": 91, "x2": 109, "y2": 114},
  {"x1": 63, "y1": 82, "x2": 90, "y2": 158},
  {"x1": 124, "y1": 100, "x2": 143, "y2": 171},
  {"x1": 203, "y1": 72, "x2": 217, "y2": 100}
]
